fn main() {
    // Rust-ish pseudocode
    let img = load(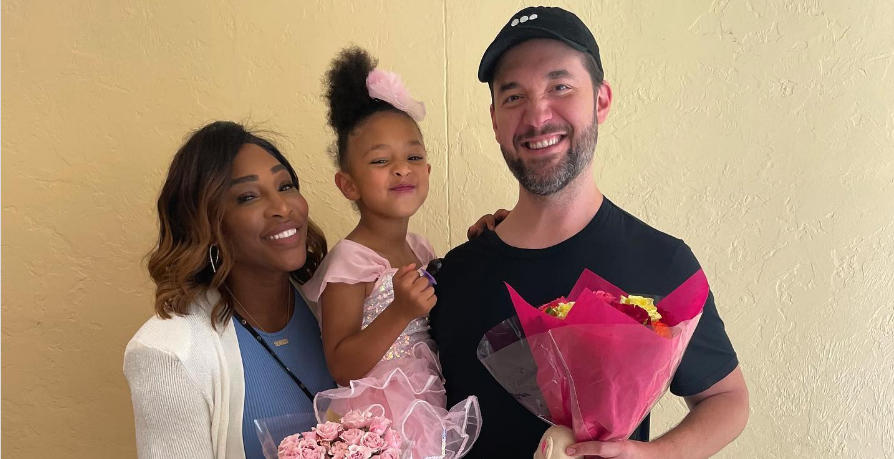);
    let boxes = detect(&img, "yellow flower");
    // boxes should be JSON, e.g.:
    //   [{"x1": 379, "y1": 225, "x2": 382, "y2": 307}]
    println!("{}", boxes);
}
[
  {"x1": 554, "y1": 302, "x2": 574, "y2": 319},
  {"x1": 544, "y1": 301, "x2": 575, "y2": 319},
  {"x1": 621, "y1": 295, "x2": 662, "y2": 322}
]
